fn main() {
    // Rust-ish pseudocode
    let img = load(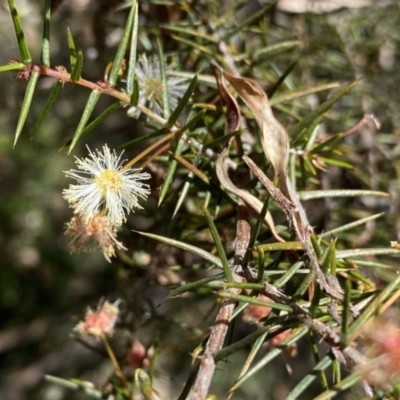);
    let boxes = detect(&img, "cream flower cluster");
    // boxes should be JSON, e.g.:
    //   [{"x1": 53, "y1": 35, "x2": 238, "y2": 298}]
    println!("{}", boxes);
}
[
  {"x1": 127, "y1": 54, "x2": 189, "y2": 119},
  {"x1": 63, "y1": 145, "x2": 151, "y2": 261}
]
